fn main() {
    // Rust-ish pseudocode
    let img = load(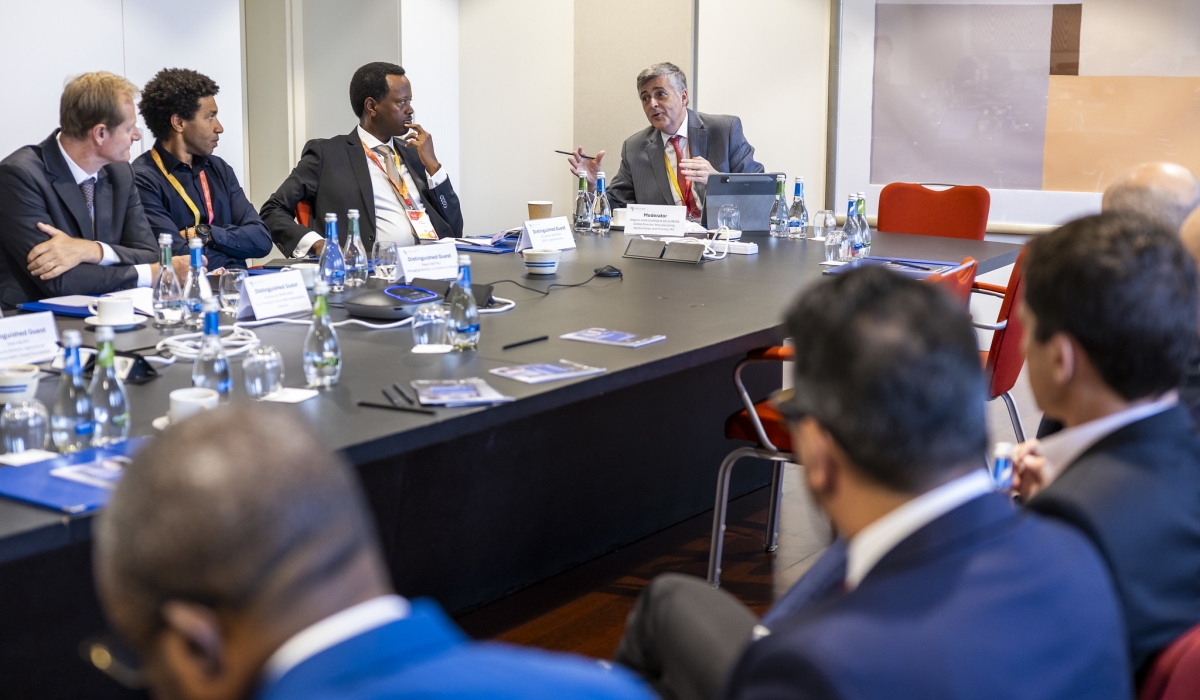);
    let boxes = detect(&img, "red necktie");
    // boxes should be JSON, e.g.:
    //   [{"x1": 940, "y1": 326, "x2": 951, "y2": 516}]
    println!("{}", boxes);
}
[{"x1": 669, "y1": 135, "x2": 700, "y2": 218}]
